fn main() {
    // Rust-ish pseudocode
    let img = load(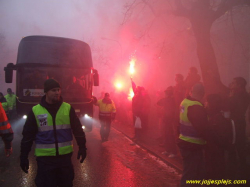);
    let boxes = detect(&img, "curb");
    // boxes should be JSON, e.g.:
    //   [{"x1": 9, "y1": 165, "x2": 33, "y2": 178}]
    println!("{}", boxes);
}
[{"x1": 112, "y1": 126, "x2": 183, "y2": 174}]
